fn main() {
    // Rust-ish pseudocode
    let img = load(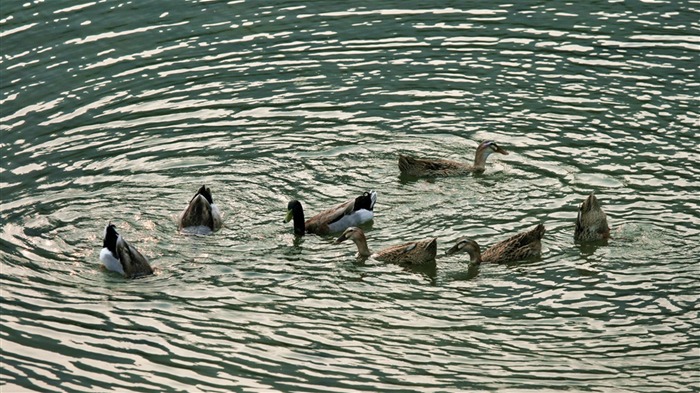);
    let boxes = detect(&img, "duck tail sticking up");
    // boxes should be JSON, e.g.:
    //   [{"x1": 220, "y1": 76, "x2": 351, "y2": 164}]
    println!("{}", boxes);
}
[
  {"x1": 102, "y1": 222, "x2": 119, "y2": 255},
  {"x1": 574, "y1": 192, "x2": 610, "y2": 242},
  {"x1": 179, "y1": 185, "x2": 222, "y2": 233},
  {"x1": 193, "y1": 184, "x2": 214, "y2": 205},
  {"x1": 533, "y1": 223, "x2": 546, "y2": 241},
  {"x1": 354, "y1": 190, "x2": 378, "y2": 212},
  {"x1": 398, "y1": 154, "x2": 418, "y2": 175}
]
